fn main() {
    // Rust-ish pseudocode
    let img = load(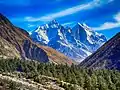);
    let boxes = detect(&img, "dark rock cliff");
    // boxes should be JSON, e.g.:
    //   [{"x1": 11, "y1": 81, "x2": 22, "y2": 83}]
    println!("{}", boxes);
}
[
  {"x1": 80, "y1": 32, "x2": 120, "y2": 70},
  {"x1": 0, "y1": 13, "x2": 49, "y2": 62}
]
